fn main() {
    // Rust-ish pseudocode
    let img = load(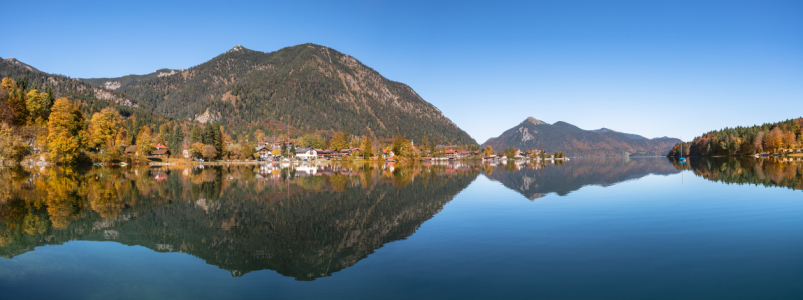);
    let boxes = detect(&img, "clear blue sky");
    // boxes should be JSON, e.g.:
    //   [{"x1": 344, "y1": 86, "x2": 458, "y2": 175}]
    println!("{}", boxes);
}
[{"x1": 2, "y1": 0, "x2": 801, "y2": 142}]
